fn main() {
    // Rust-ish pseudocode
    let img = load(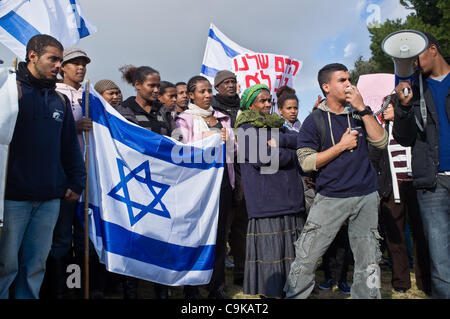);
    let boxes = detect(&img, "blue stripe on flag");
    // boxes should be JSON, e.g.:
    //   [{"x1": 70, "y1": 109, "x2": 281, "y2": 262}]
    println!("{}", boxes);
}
[
  {"x1": 201, "y1": 64, "x2": 219, "y2": 78},
  {"x1": 70, "y1": 0, "x2": 91, "y2": 38},
  {"x1": 86, "y1": 93, "x2": 225, "y2": 170},
  {"x1": 0, "y1": 10, "x2": 40, "y2": 45},
  {"x1": 80, "y1": 203, "x2": 215, "y2": 271},
  {"x1": 208, "y1": 27, "x2": 240, "y2": 58}
]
